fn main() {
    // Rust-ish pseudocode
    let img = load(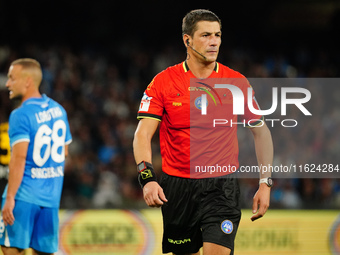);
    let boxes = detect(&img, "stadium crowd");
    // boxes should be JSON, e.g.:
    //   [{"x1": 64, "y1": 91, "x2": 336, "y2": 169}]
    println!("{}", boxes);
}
[{"x1": 0, "y1": 41, "x2": 339, "y2": 210}]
